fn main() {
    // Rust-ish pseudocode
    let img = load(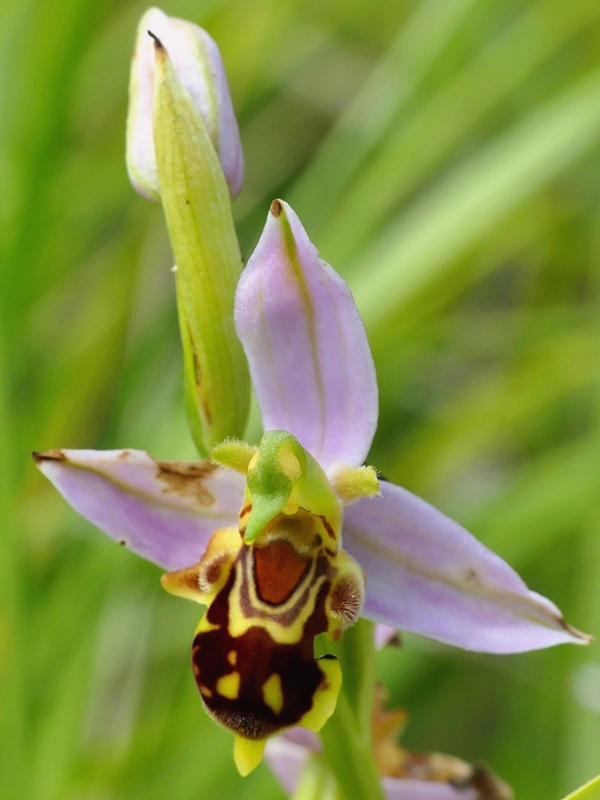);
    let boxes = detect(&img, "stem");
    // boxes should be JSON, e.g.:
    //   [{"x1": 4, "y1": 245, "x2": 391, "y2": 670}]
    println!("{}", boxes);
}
[
  {"x1": 291, "y1": 756, "x2": 340, "y2": 800},
  {"x1": 319, "y1": 620, "x2": 385, "y2": 800}
]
